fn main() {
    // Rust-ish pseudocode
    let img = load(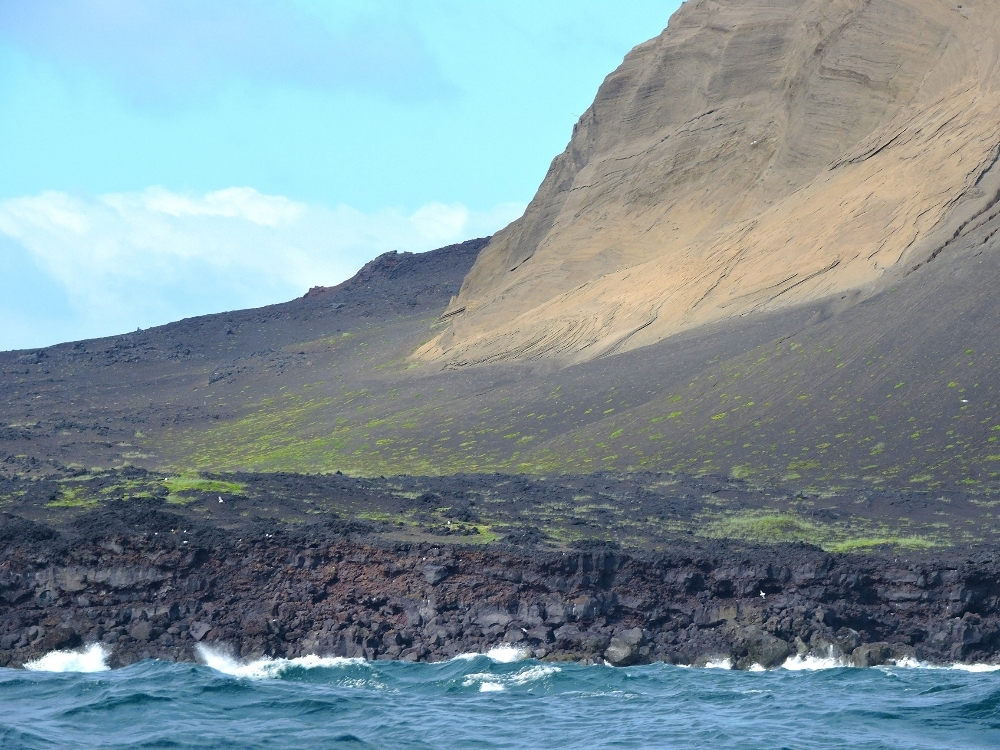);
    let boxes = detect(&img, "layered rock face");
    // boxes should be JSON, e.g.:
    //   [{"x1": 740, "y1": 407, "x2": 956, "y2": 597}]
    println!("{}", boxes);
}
[
  {"x1": 3, "y1": 528, "x2": 998, "y2": 669},
  {"x1": 420, "y1": 0, "x2": 1000, "y2": 366}
]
